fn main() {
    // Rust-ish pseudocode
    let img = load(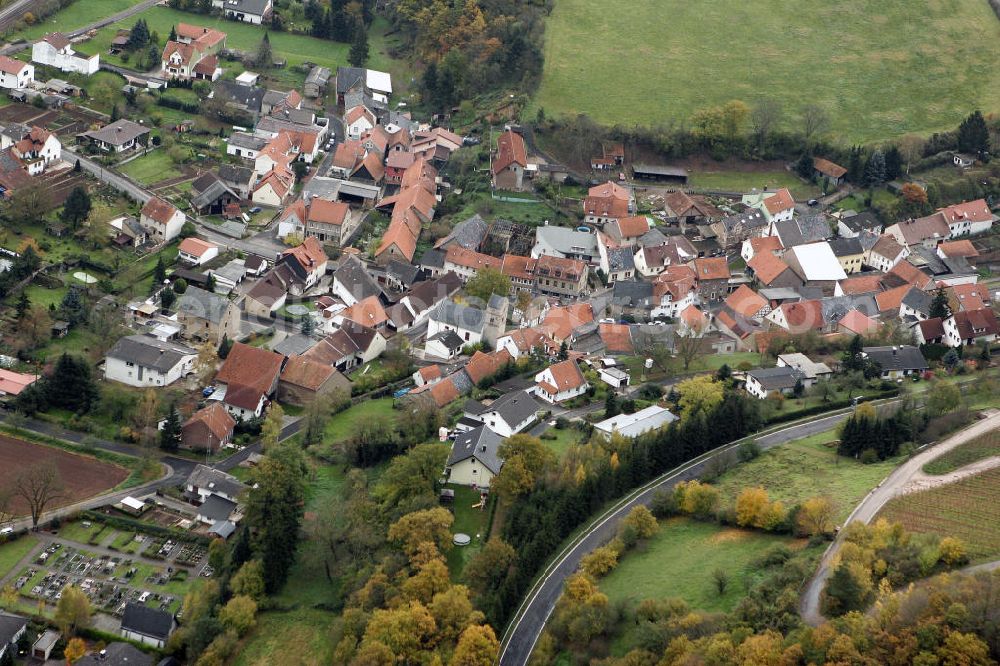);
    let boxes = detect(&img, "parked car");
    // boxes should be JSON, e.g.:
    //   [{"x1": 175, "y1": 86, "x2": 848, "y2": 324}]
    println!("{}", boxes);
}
[
  {"x1": 248, "y1": 207, "x2": 262, "y2": 214},
  {"x1": 462, "y1": 136, "x2": 481, "y2": 146},
  {"x1": 807, "y1": 199, "x2": 819, "y2": 206},
  {"x1": 202, "y1": 386, "x2": 216, "y2": 397}
]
